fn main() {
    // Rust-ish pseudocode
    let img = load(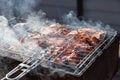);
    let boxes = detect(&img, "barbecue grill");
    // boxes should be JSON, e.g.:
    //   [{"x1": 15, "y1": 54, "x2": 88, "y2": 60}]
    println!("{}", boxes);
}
[
  {"x1": 0, "y1": 20, "x2": 118, "y2": 80},
  {"x1": 0, "y1": 0, "x2": 119, "y2": 80}
]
